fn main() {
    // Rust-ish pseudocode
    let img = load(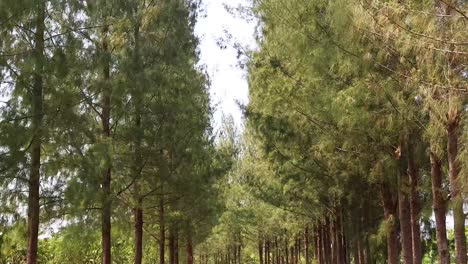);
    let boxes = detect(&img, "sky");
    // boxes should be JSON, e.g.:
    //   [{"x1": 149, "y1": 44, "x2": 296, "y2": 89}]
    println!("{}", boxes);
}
[{"x1": 194, "y1": 0, "x2": 257, "y2": 131}]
